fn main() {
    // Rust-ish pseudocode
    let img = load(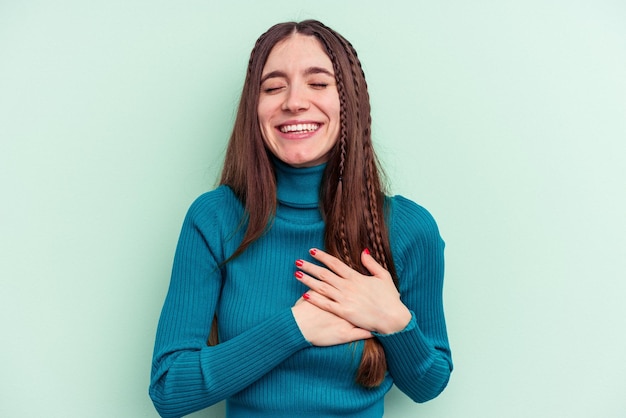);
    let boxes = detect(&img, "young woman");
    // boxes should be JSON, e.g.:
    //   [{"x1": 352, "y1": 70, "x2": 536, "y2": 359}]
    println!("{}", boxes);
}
[{"x1": 150, "y1": 20, "x2": 452, "y2": 418}]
